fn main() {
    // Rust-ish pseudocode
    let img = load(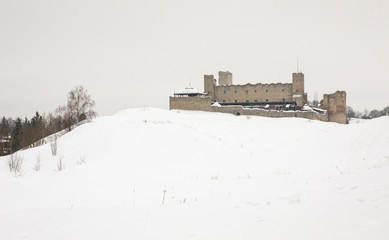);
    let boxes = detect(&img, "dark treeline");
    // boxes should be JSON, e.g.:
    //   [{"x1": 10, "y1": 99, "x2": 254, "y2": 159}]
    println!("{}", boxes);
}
[
  {"x1": 0, "y1": 86, "x2": 96, "y2": 156},
  {"x1": 347, "y1": 105, "x2": 389, "y2": 121}
]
